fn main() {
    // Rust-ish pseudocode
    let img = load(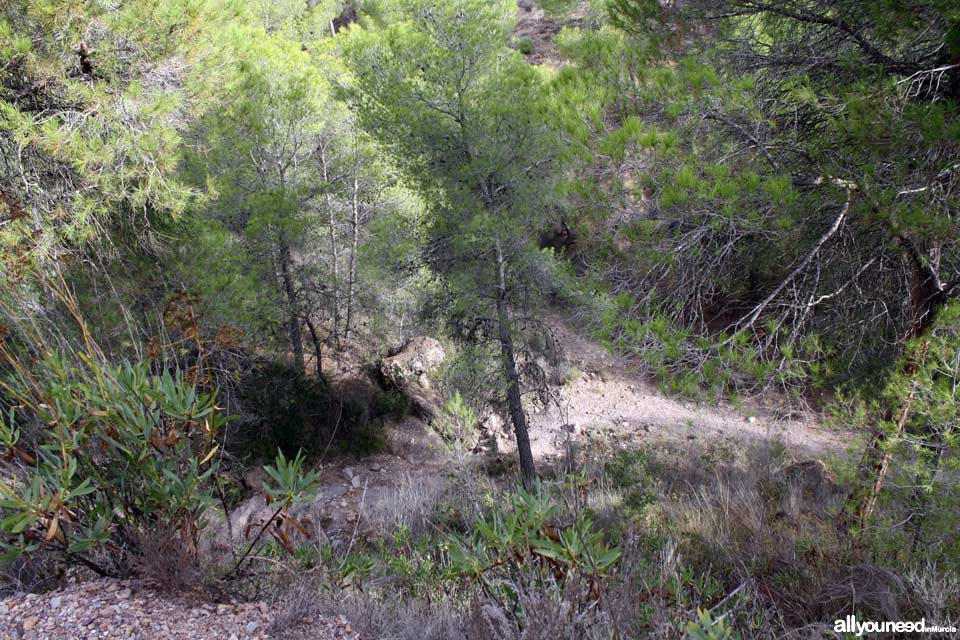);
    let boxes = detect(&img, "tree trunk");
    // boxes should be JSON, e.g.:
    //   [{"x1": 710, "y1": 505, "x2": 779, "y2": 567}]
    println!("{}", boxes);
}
[
  {"x1": 279, "y1": 238, "x2": 305, "y2": 372},
  {"x1": 318, "y1": 142, "x2": 342, "y2": 350},
  {"x1": 846, "y1": 350, "x2": 925, "y2": 531},
  {"x1": 344, "y1": 174, "x2": 360, "y2": 342},
  {"x1": 844, "y1": 250, "x2": 943, "y2": 530},
  {"x1": 305, "y1": 317, "x2": 324, "y2": 378},
  {"x1": 495, "y1": 241, "x2": 536, "y2": 490}
]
